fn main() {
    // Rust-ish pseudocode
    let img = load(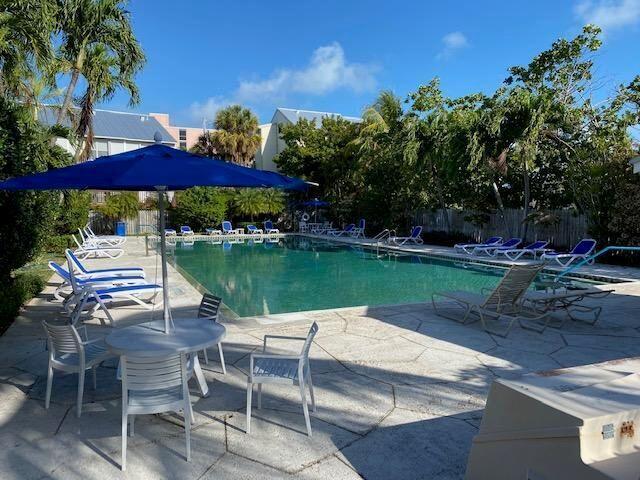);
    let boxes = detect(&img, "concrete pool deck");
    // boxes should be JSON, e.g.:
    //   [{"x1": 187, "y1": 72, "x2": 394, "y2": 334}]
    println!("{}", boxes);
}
[{"x1": 2, "y1": 236, "x2": 640, "y2": 479}]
